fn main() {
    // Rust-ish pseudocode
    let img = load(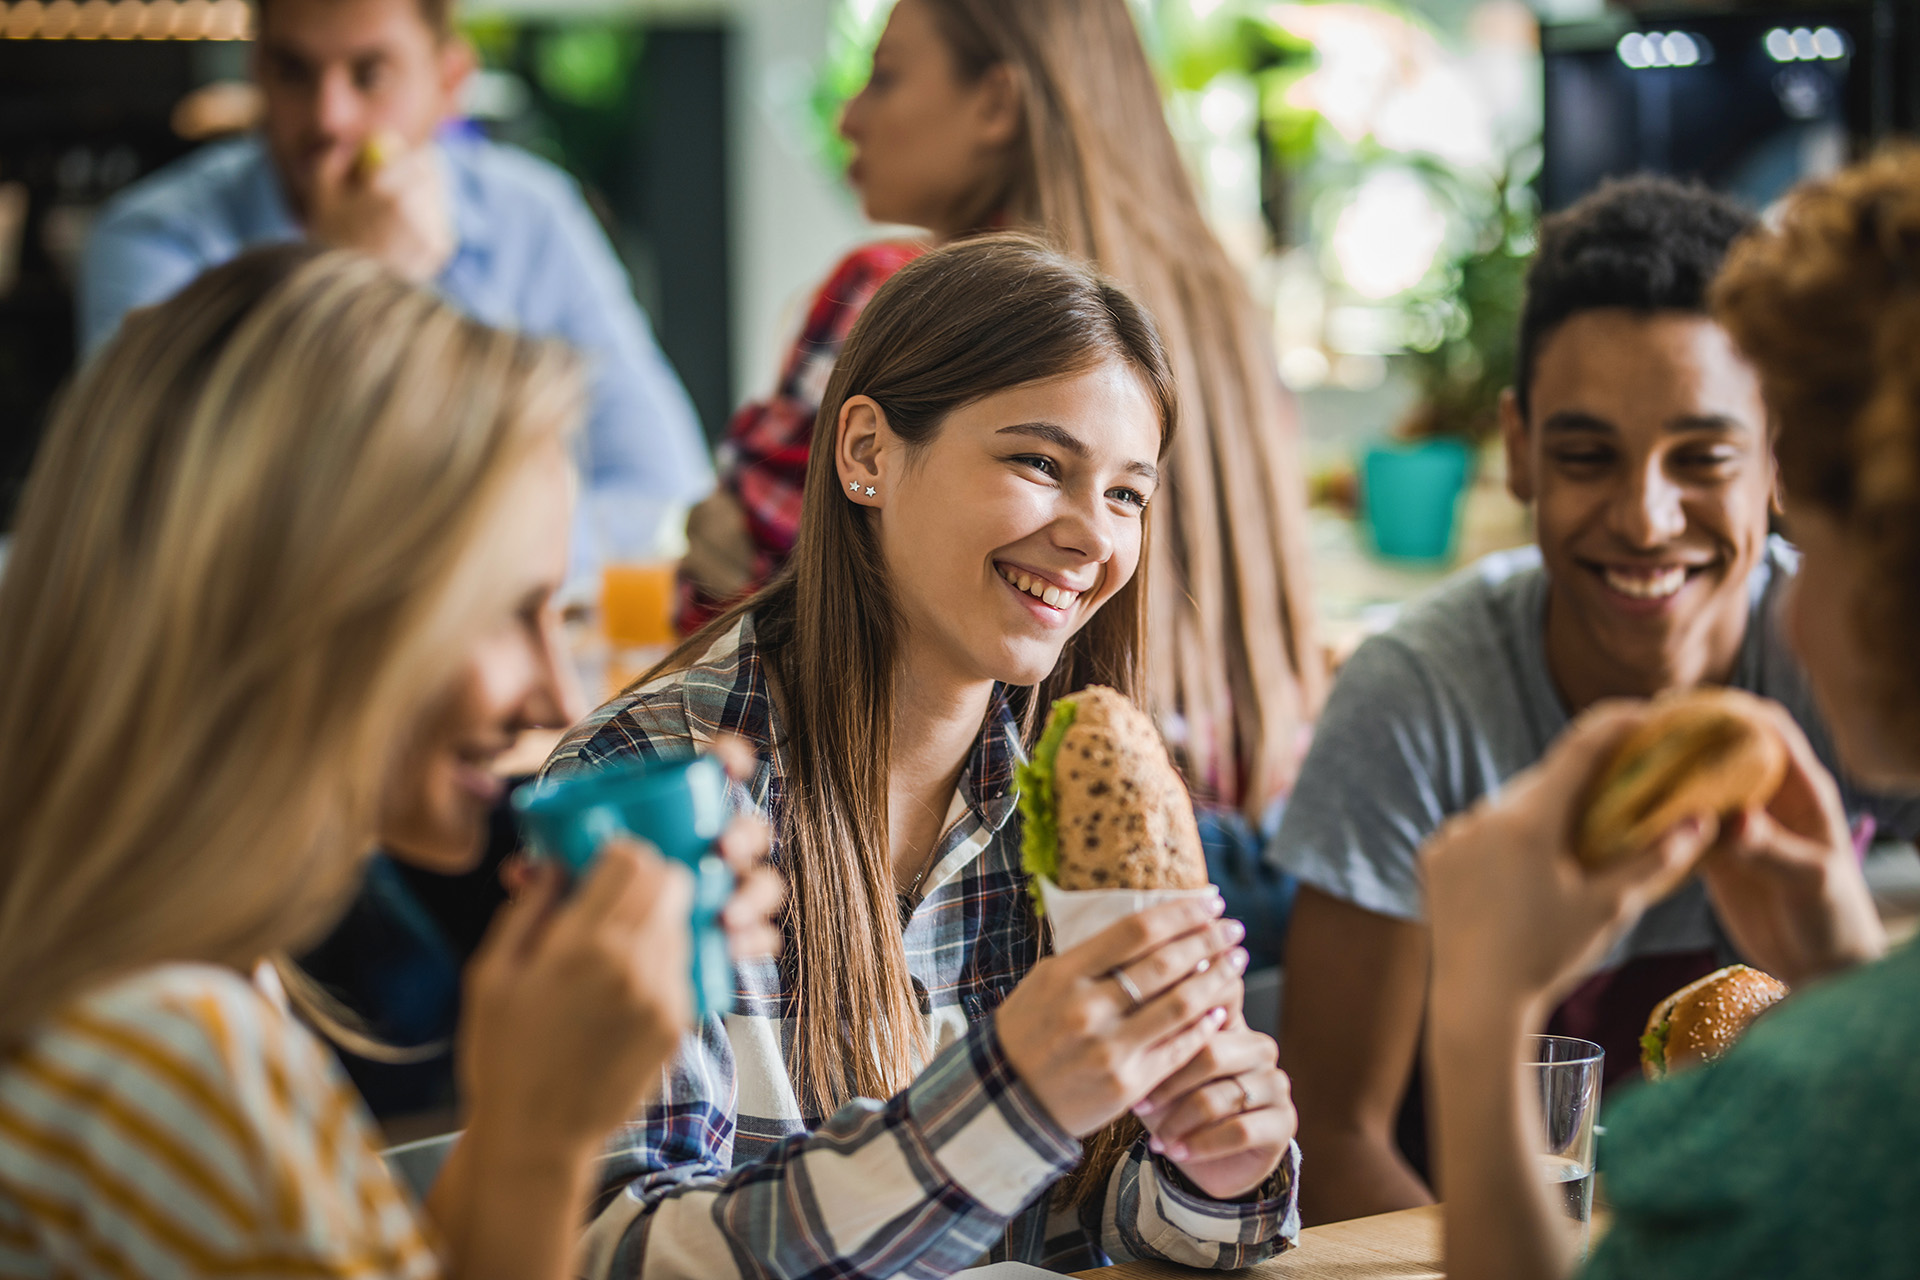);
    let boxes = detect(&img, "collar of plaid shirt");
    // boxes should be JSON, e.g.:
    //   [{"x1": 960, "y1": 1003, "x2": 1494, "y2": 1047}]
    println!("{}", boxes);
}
[
  {"x1": 565, "y1": 613, "x2": 1027, "y2": 894},
  {"x1": 550, "y1": 614, "x2": 1038, "y2": 1069}
]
